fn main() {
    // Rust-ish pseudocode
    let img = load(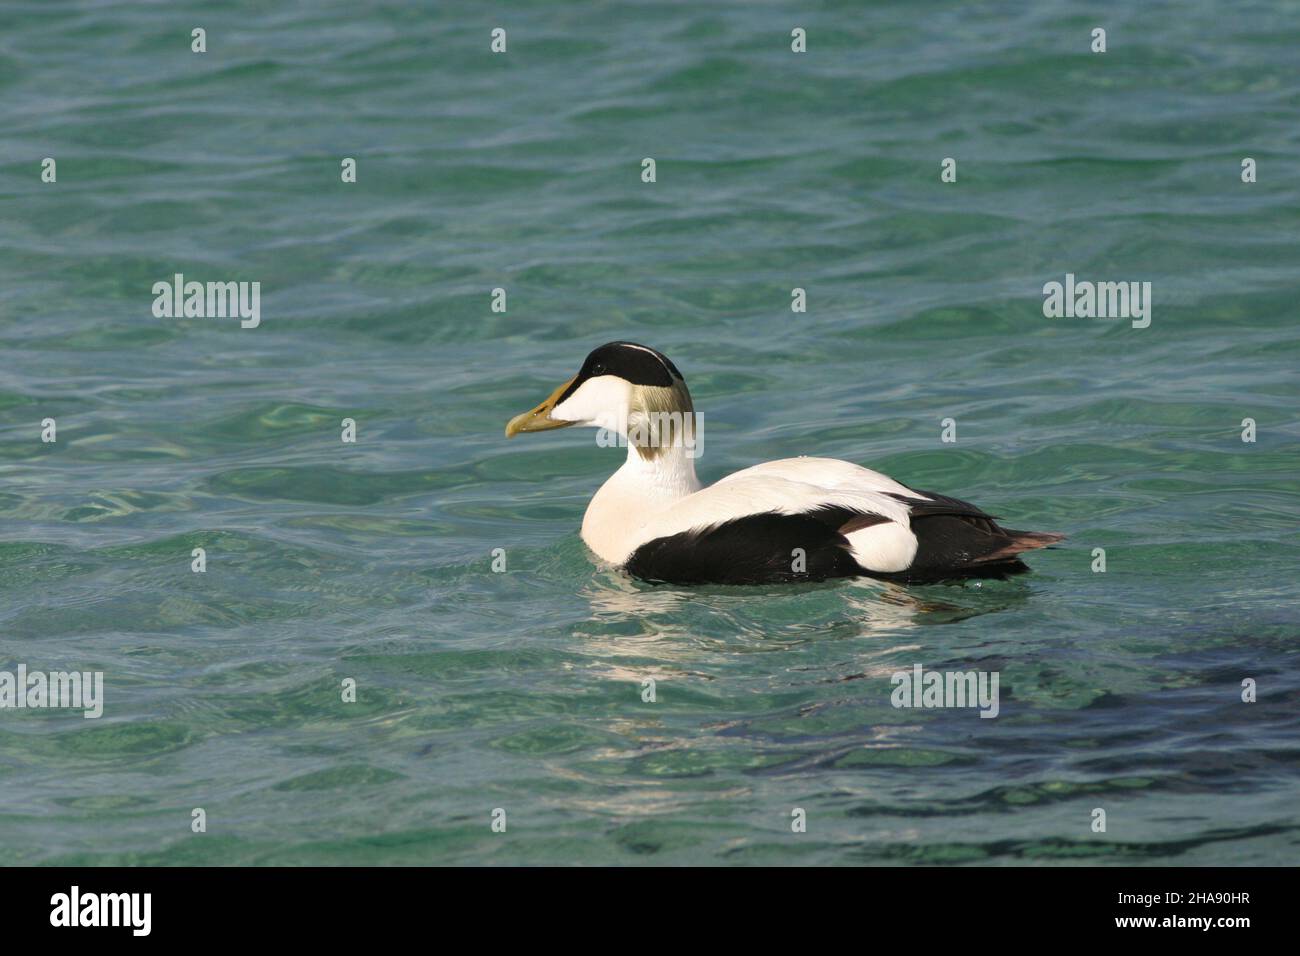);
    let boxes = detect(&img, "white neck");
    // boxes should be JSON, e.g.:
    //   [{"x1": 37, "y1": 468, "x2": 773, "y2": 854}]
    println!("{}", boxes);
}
[{"x1": 581, "y1": 442, "x2": 702, "y2": 564}]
